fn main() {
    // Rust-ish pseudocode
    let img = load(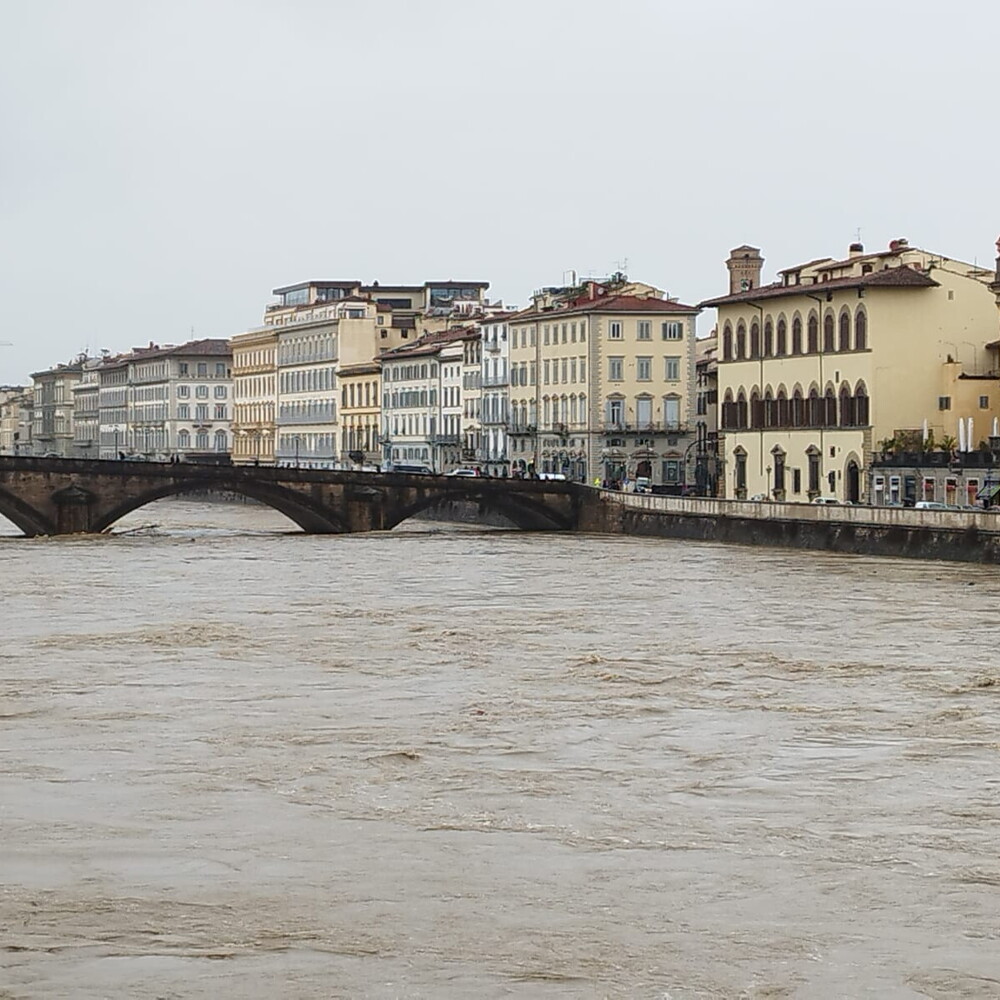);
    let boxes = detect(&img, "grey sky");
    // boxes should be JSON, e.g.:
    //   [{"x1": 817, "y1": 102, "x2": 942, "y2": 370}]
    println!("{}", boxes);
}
[{"x1": 2, "y1": 0, "x2": 997, "y2": 381}]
